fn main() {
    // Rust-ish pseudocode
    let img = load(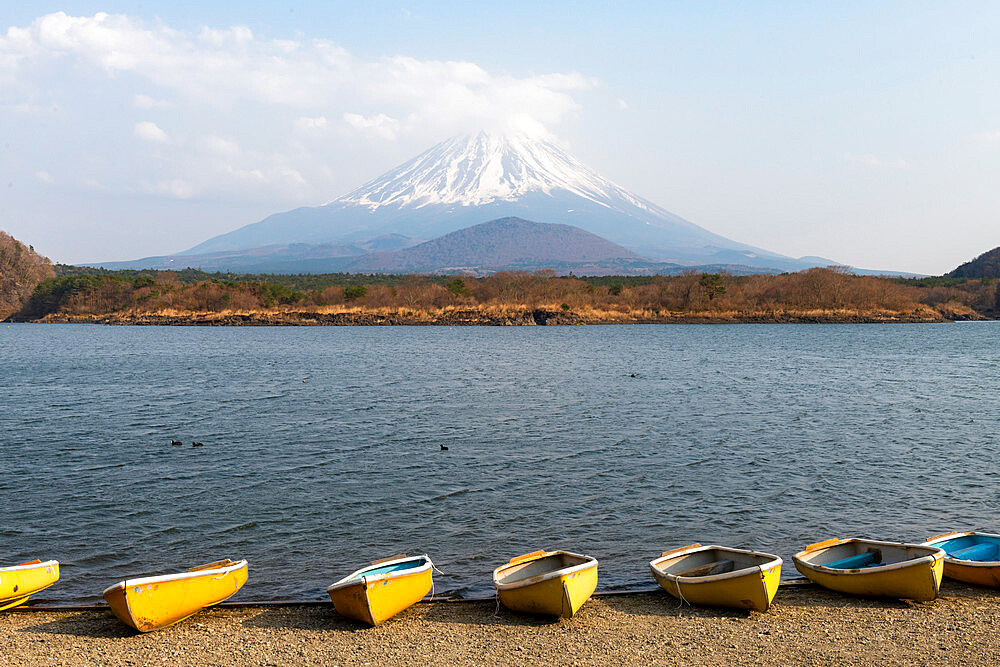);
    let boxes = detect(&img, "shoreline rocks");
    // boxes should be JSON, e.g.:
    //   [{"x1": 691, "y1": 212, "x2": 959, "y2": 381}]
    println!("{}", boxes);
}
[{"x1": 18, "y1": 307, "x2": 953, "y2": 326}]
